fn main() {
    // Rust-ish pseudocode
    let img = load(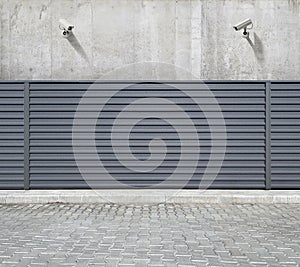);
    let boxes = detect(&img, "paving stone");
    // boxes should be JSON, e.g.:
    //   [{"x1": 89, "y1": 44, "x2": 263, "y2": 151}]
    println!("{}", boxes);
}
[{"x1": 0, "y1": 203, "x2": 298, "y2": 266}]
